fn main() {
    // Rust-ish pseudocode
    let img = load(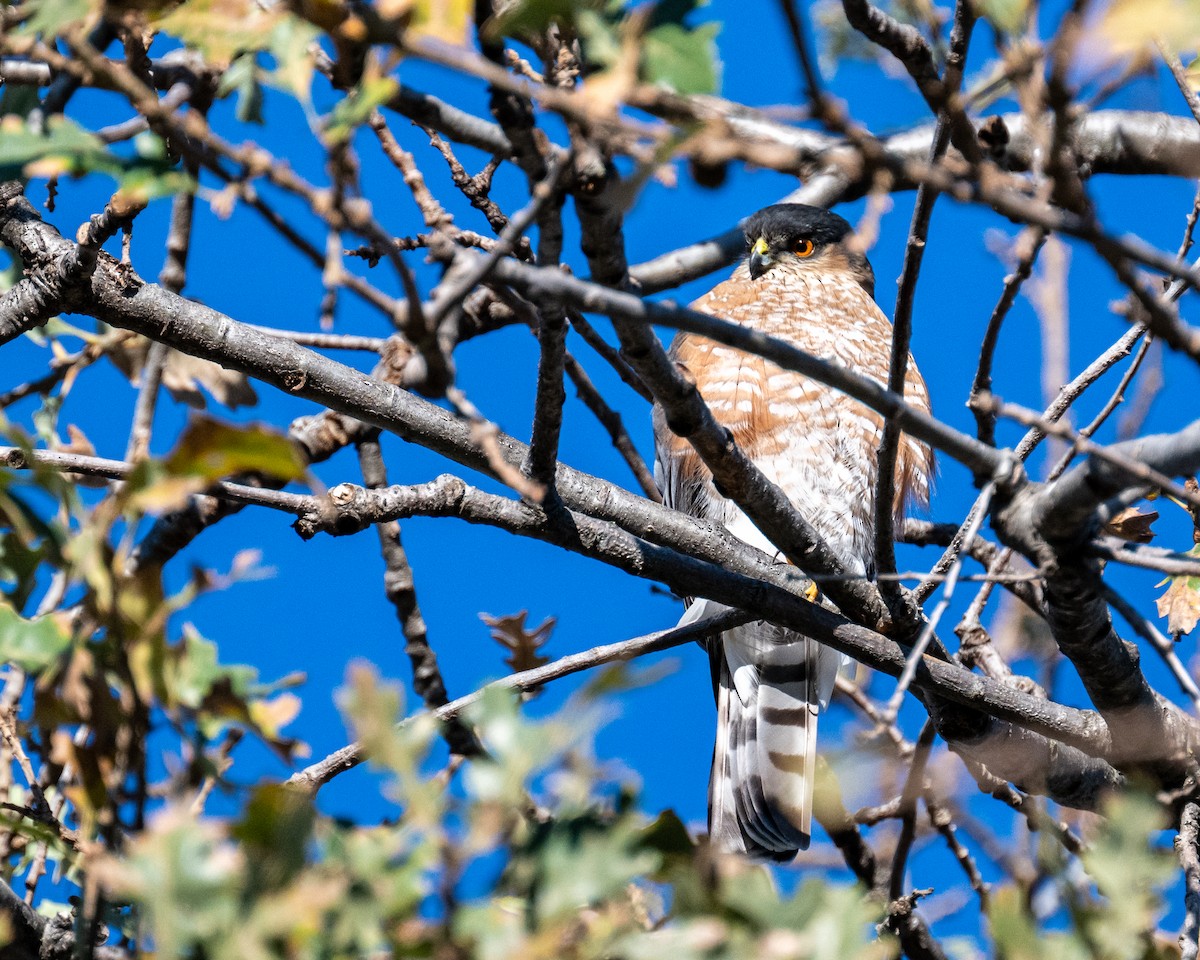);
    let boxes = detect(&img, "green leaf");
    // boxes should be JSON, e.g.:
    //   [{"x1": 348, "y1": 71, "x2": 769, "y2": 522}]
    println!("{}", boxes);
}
[
  {"x1": 647, "y1": 0, "x2": 708, "y2": 30},
  {"x1": 0, "y1": 117, "x2": 190, "y2": 199},
  {"x1": 575, "y1": 8, "x2": 624, "y2": 68},
  {"x1": 1080, "y1": 791, "x2": 1173, "y2": 958},
  {"x1": 18, "y1": 0, "x2": 95, "y2": 38},
  {"x1": 463, "y1": 685, "x2": 584, "y2": 807},
  {"x1": 98, "y1": 809, "x2": 242, "y2": 960},
  {"x1": 526, "y1": 815, "x2": 660, "y2": 923},
  {"x1": 152, "y1": 0, "x2": 283, "y2": 68},
  {"x1": 0, "y1": 600, "x2": 71, "y2": 672},
  {"x1": 636, "y1": 808, "x2": 694, "y2": 864},
  {"x1": 336, "y1": 662, "x2": 442, "y2": 825},
  {"x1": 0, "y1": 84, "x2": 41, "y2": 121},
  {"x1": 324, "y1": 77, "x2": 399, "y2": 144},
  {"x1": 454, "y1": 899, "x2": 529, "y2": 960},
  {"x1": 973, "y1": 0, "x2": 1029, "y2": 34},
  {"x1": 0, "y1": 531, "x2": 46, "y2": 611},
  {"x1": 489, "y1": 0, "x2": 578, "y2": 39},
  {"x1": 266, "y1": 16, "x2": 320, "y2": 102},
  {"x1": 217, "y1": 55, "x2": 266, "y2": 124},
  {"x1": 581, "y1": 658, "x2": 677, "y2": 697},
  {"x1": 640, "y1": 20, "x2": 721, "y2": 94},
  {"x1": 117, "y1": 166, "x2": 195, "y2": 203},
  {"x1": 166, "y1": 628, "x2": 258, "y2": 709},
  {"x1": 987, "y1": 885, "x2": 1041, "y2": 960},
  {"x1": 131, "y1": 415, "x2": 306, "y2": 512},
  {"x1": 0, "y1": 116, "x2": 117, "y2": 182},
  {"x1": 231, "y1": 785, "x2": 315, "y2": 892}
]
